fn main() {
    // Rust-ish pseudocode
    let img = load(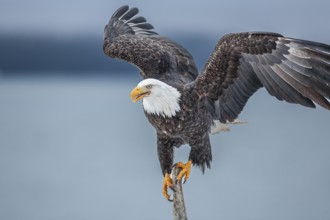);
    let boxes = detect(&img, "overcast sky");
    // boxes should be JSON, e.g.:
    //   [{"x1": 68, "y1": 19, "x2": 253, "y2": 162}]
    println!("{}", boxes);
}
[{"x1": 1, "y1": 0, "x2": 330, "y2": 42}]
